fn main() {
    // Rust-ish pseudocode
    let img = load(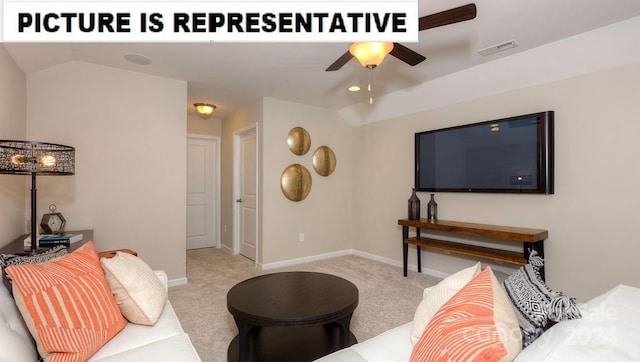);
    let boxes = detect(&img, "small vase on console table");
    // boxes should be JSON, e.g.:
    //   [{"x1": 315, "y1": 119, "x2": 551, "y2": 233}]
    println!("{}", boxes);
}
[
  {"x1": 407, "y1": 189, "x2": 420, "y2": 220},
  {"x1": 427, "y1": 194, "x2": 437, "y2": 220}
]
